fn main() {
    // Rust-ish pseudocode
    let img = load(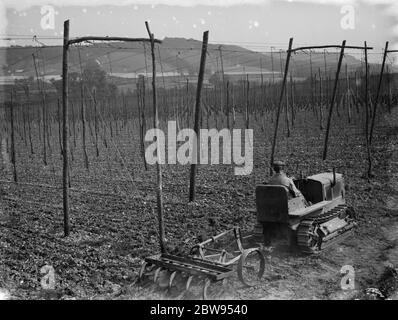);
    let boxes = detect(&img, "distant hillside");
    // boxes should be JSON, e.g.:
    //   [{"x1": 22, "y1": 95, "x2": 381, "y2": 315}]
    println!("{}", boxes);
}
[{"x1": 1, "y1": 37, "x2": 389, "y2": 83}]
